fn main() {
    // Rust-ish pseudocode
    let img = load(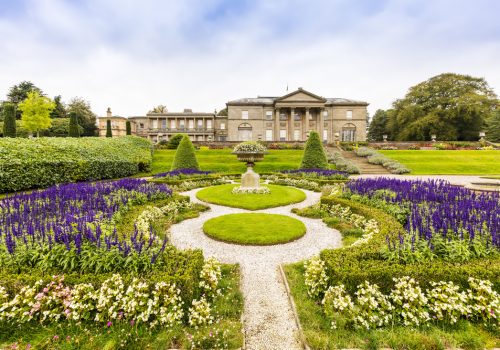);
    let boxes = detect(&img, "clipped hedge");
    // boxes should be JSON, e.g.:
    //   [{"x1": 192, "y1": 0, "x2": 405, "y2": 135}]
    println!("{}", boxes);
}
[
  {"x1": 171, "y1": 135, "x2": 200, "y2": 170},
  {"x1": 319, "y1": 196, "x2": 500, "y2": 293},
  {"x1": 300, "y1": 131, "x2": 328, "y2": 169},
  {"x1": 0, "y1": 136, "x2": 153, "y2": 192}
]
